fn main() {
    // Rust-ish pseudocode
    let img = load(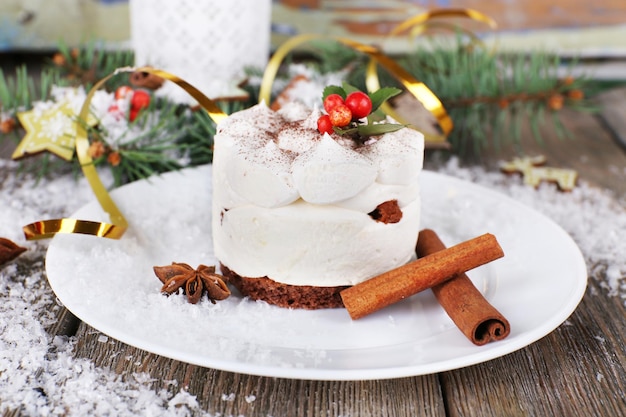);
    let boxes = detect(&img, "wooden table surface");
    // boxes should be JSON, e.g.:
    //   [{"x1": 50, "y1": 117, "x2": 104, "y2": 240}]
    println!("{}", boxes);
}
[{"x1": 2, "y1": 84, "x2": 626, "y2": 416}]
